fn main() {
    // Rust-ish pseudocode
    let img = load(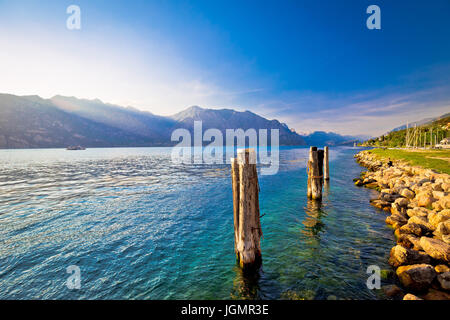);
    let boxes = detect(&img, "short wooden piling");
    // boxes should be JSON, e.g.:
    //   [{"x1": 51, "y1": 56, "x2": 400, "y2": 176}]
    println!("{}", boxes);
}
[
  {"x1": 324, "y1": 146, "x2": 329, "y2": 180},
  {"x1": 307, "y1": 147, "x2": 323, "y2": 200},
  {"x1": 231, "y1": 149, "x2": 262, "y2": 269}
]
